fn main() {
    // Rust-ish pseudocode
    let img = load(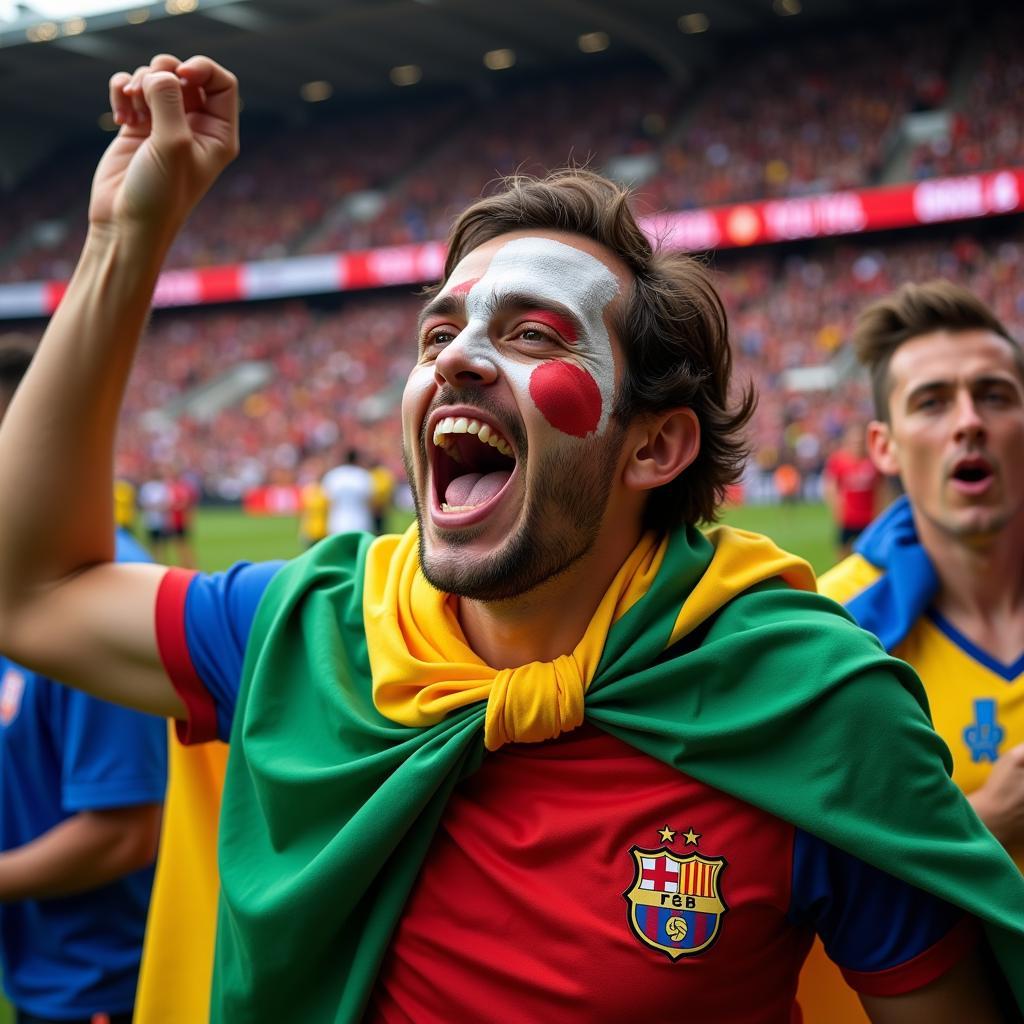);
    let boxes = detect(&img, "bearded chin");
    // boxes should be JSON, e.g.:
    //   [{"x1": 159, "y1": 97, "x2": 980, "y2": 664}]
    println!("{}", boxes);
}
[{"x1": 412, "y1": 427, "x2": 624, "y2": 602}]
